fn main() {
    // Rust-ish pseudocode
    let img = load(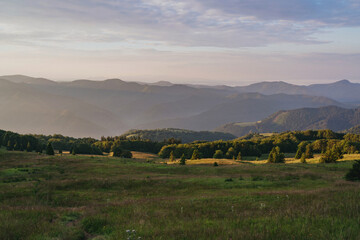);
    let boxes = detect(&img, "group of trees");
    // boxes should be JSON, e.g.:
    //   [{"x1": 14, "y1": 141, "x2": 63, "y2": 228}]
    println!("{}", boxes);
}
[
  {"x1": 158, "y1": 130, "x2": 360, "y2": 164},
  {"x1": 0, "y1": 130, "x2": 41, "y2": 152},
  {"x1": 3, "y1": 128, "x2": 360, "y2": 163}
]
